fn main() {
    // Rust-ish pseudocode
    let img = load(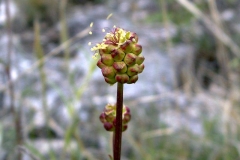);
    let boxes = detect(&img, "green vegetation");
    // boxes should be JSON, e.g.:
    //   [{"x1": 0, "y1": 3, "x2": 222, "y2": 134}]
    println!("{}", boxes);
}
[{"x1": 2, "y1": 0, "x2": 240, "y2": 159}]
